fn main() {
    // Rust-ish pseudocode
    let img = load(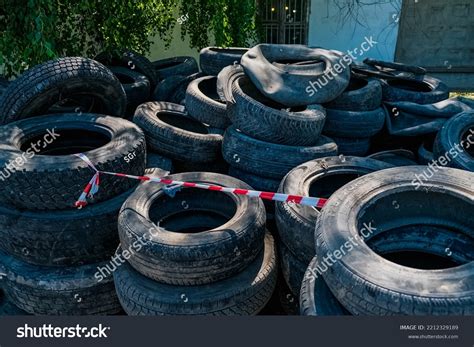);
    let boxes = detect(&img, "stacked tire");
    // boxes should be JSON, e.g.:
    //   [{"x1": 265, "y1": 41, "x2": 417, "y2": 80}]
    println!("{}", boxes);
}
[
  {"x1": 301, "y1": 166, "x2": 474, "y2": 315},
  {"x1": 323, "y1": 76, "x2": 385, "y2": 156},
  {"x1": 0, "y1": 113, "x2": 148, "y2": 315},
  {"x1": 114, "y1": 172, "x2": 277, "y2": 315},
  {"x1": 134, "y1": 101, "x2": 225, "y2": 174},
  {"x1": 275, "y1": 156, "x2": 393, "y2": 305}
]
